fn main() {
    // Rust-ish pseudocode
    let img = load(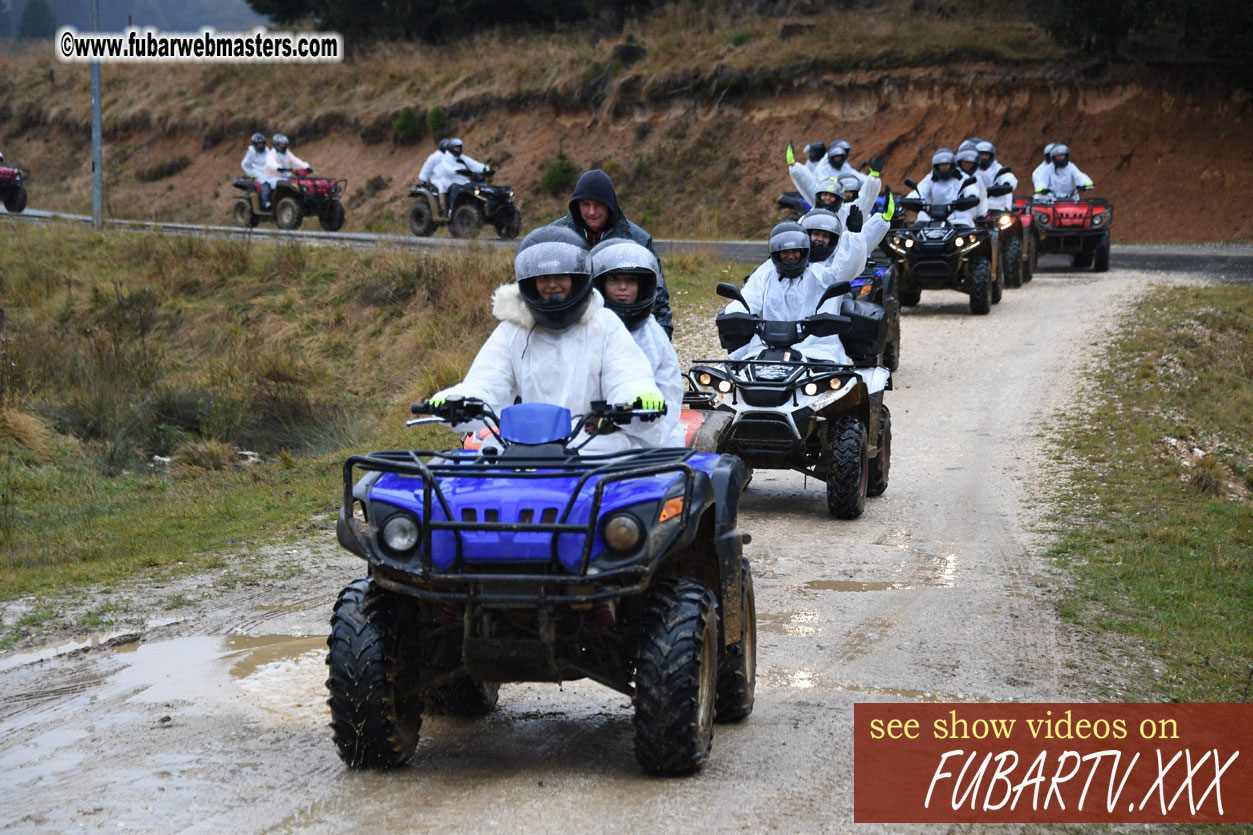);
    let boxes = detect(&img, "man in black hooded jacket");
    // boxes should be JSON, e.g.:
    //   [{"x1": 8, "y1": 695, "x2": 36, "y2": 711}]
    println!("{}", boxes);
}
[{"x1": 547, "y1": 169, "x2": 673, "y2": 336}]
